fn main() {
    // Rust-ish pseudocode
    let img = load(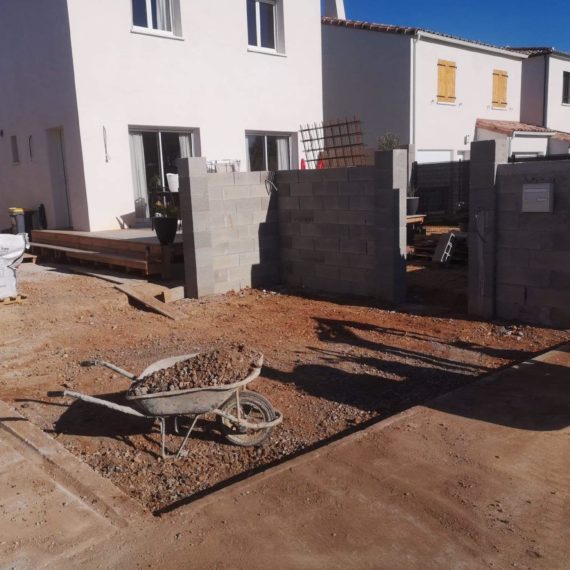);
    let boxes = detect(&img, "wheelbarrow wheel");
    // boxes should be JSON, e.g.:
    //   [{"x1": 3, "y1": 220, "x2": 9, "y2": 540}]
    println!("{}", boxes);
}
[{"x1": 218, "y1": 391, "x2": 276, "y2": 447}]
